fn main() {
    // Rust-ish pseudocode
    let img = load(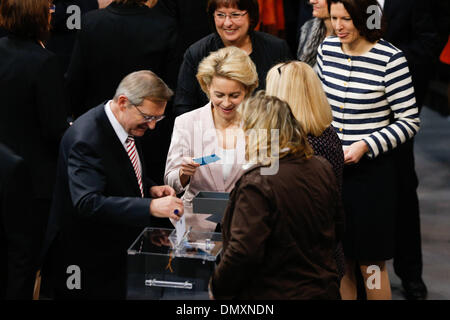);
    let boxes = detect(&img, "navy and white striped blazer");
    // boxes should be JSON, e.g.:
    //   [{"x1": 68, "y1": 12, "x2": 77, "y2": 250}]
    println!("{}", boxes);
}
[{"x1": 316, "y1": 36, "x2": 420, "y2": 158}]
